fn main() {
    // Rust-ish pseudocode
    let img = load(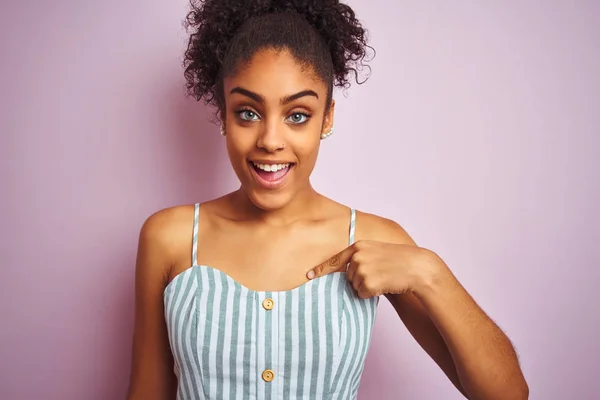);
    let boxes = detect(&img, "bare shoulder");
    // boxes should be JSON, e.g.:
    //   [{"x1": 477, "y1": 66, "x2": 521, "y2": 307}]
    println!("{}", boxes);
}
[
  {"x1": 137, "y1": 205, "x2": 196, "y2": 275},
  {"x1": 355, "y1": 210, "x2": 417, "y2": 246},
  {"x1": 140, "y1": 205, "x2": 194, "y2": 246}
]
